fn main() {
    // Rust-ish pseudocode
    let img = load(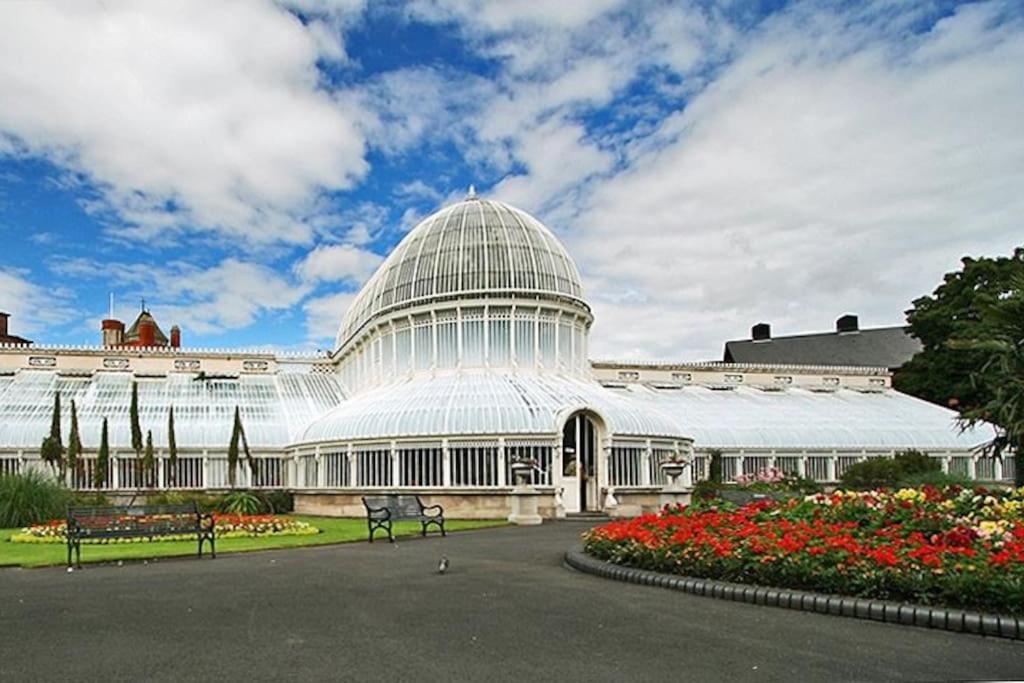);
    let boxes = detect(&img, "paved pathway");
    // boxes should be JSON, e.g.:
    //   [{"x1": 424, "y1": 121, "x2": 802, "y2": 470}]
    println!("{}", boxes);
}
[{"x1": 1, "y1": 521, "x2": 1022, "y2": 681}]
